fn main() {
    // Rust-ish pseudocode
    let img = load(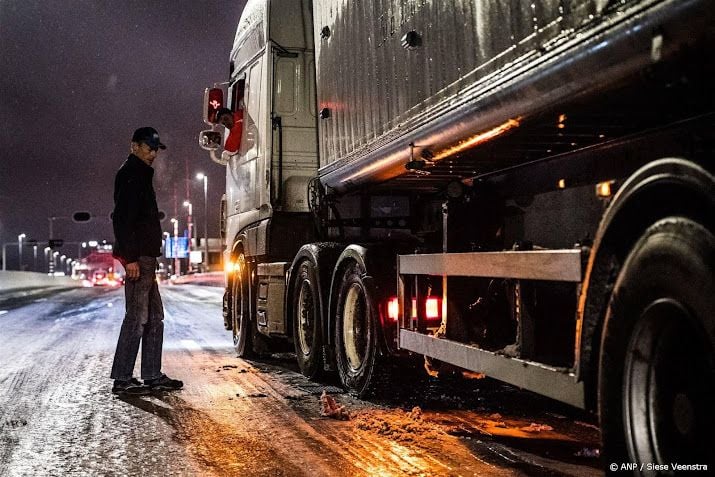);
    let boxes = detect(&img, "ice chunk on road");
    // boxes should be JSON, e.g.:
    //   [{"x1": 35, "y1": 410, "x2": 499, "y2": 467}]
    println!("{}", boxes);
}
[{"x1": 320, "y1": 390, "x2": 350, "y2": 420}]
